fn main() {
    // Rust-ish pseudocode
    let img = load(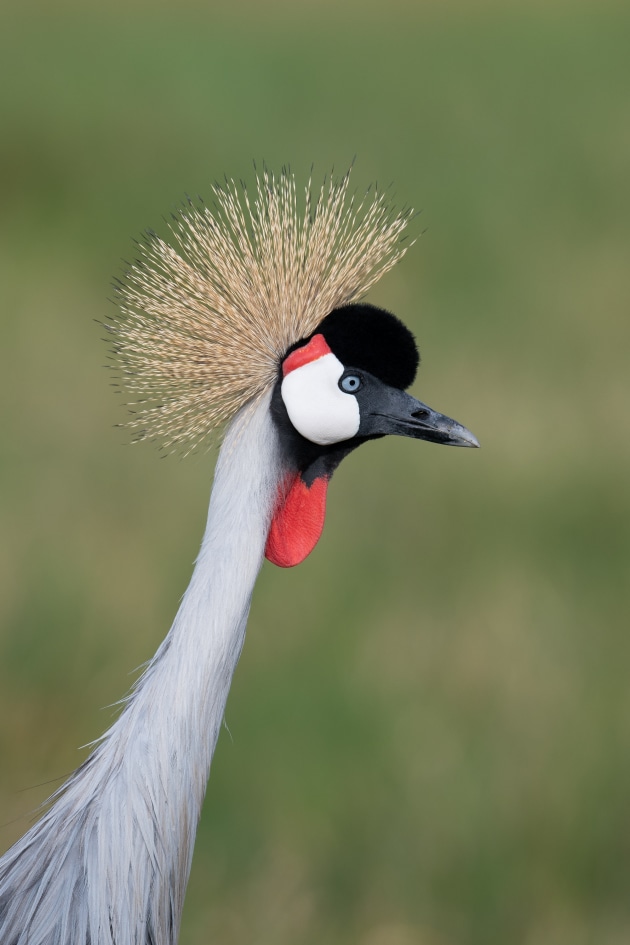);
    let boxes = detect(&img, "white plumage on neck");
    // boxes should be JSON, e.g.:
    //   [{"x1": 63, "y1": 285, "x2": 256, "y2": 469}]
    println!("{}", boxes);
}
[{"x1": 0, "y1": 393, "x2": 282, "y2": 945}]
